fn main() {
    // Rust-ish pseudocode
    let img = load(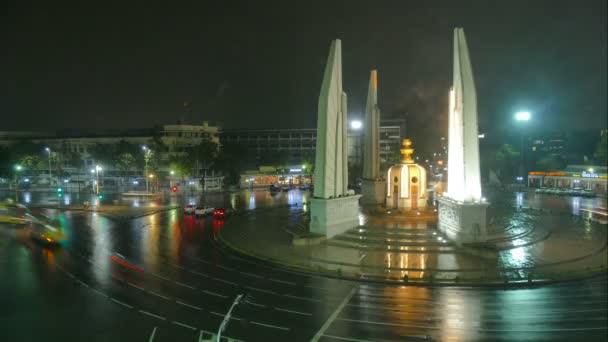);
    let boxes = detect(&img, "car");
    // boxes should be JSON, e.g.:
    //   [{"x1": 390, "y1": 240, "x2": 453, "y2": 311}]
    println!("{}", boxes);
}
[
  {"x1": 195, "y1": 206, "x2": 214, "y2": 216},
  {"x1": 30, "y1": 222, "x2": 65, "y2": 246},
  {"x1": 184, "y1": 205, "x2": 195, "y2": 214},
  {"x1": 213, "y1": 207, "x2": 234, "y2": 218}
]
